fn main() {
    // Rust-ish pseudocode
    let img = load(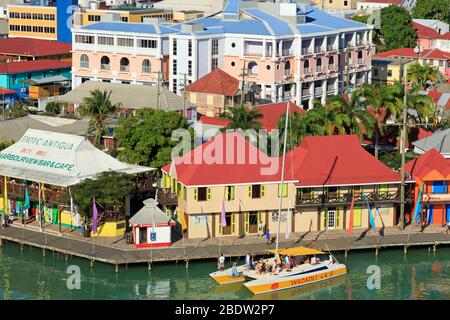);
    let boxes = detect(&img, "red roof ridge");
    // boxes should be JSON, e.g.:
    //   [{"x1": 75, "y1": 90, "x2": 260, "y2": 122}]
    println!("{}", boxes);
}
[{"x1": 186, "y1": 68, "x2": 239, "y2": 96}]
